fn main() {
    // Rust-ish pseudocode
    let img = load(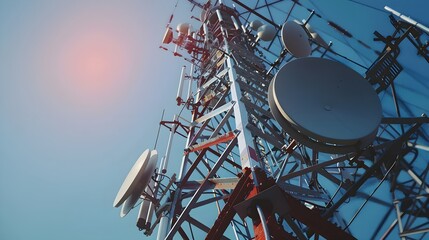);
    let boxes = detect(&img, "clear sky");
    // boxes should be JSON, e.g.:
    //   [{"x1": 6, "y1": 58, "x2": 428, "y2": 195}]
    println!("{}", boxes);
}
[
  {"x1": 0, "y1": 1, "x2": 428, "y2": 240},
  {"x1": 0, "y1": 1, "x2": 183, "y2": 239}
]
